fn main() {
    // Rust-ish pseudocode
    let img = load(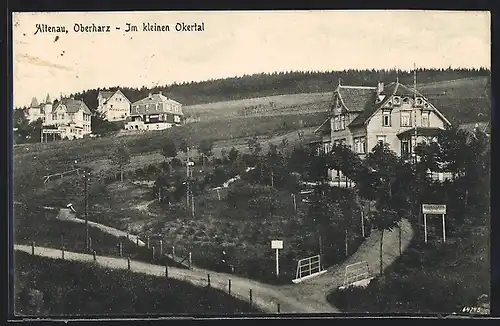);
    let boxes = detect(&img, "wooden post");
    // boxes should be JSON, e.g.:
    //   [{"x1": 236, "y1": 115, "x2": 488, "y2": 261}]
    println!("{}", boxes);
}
[
  {"x1": 61, "y1": 248, "x2": 65, "y2": 260},
  {"x1": 31, "y1": 241, "x2": 35, "y2": 255},
  {"x1": 152, "y1": 247, "x2": 155, "y2": 261},
  {"x1": 136, "y1": 237, "x2": 139, "y2": 247},
  {"x1": 160, "y1": 240, "x2": 163, "y2": 256},
  {"x1": 147, "y1": 236, "x2": 150, "y2": 249},
  {"x1": 118, "y1": 242, "x2": 123, "y2": 257},
  {"x1": 361, "y1": 209, "x2": 365, "y2": 238},
  {"x1": 60, "y1": 234, "x2": 64, "y2": 250},
  {"x1": 189, "y1": 252, "x2": 192, "y2": 269},
  {"x1": 172, "y1": 246, "x2": 176, "y2": 261},
  {"x1": 127, "y1": 257, "x2": 131, "y2": 270},
  {"x1": 249, "y1": 289, "x2": 253, "y2": 305},
  {"x1": 277, "y1": 303, "x2": 280, "y2": 313},
  {"x1": 345, "y1": 228, "x2": 348, "y2": 256},
  {"x1": 424, "y1": 213, "x2": 428, "y2": 243},
  {"x1": 93, "y1": 250, "x2": 96, "y2": 261},
  {"x1": 207, "y1": 274, "x2": 211, "y2": 287},
  {"x1": 228, "y1": 279, "x2": 231, "y2": 295},
  {"x1": 442, "y1": 214, "x2": 446, "y2": 243},
  {"x1": 88, "y1": 237, "x2": 92, "y2": 252},
  {"x1": 165, "y1": 264, "x2": 169, "y2": 278}
]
